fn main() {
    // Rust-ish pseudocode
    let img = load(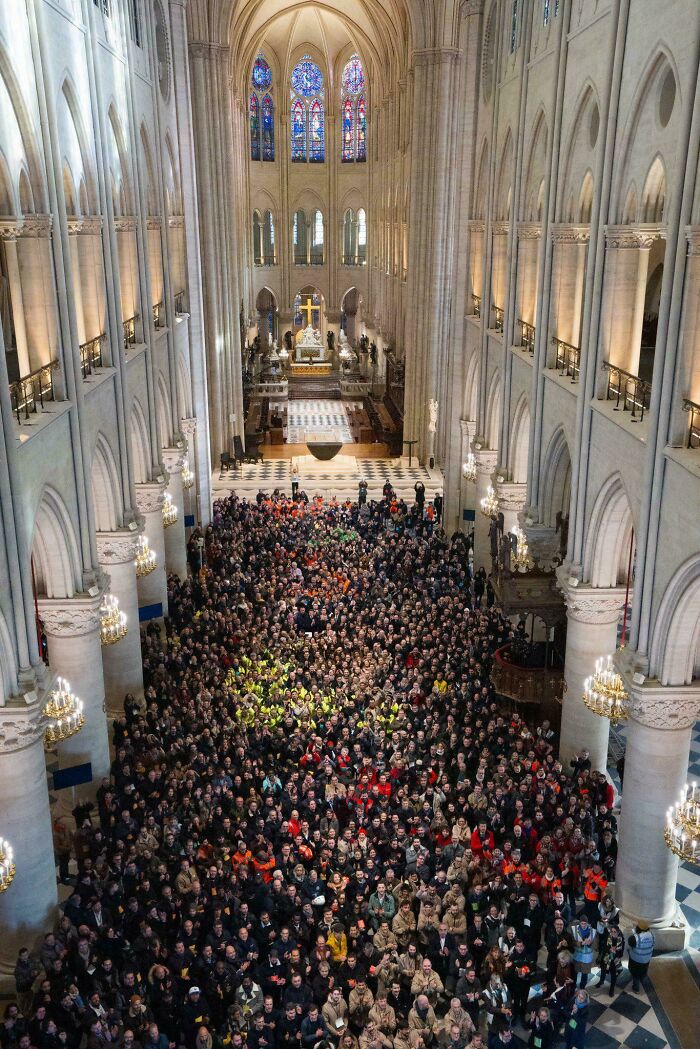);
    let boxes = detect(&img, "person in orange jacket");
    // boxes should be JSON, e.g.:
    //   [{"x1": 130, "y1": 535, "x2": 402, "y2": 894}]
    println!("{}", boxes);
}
[{"x1": 581, "y1": 861, "x2": 608, "y2": 925}]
